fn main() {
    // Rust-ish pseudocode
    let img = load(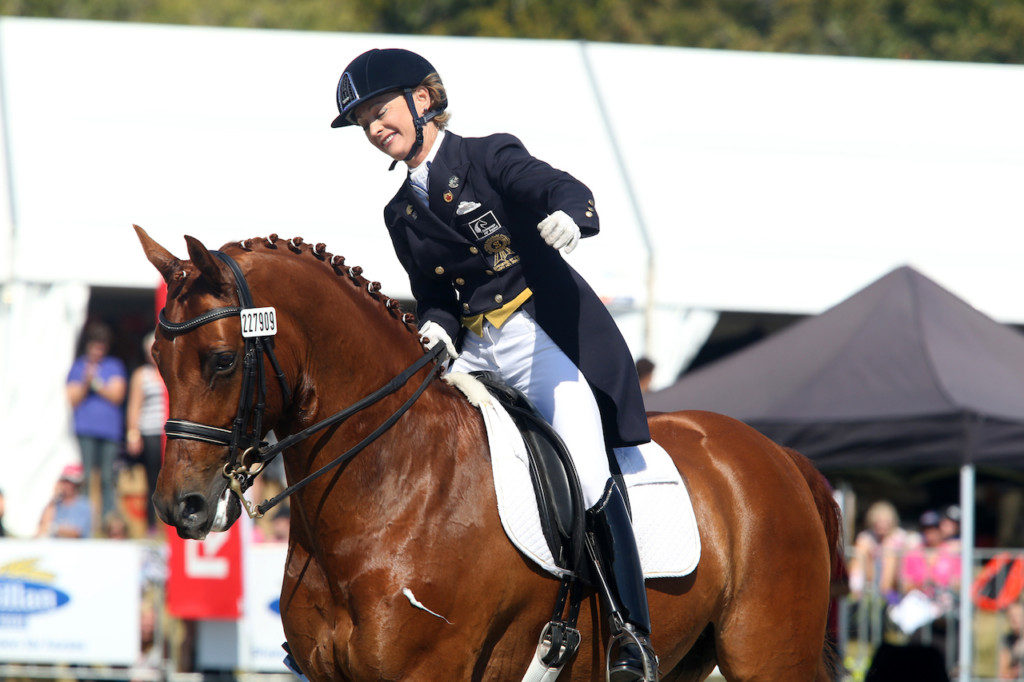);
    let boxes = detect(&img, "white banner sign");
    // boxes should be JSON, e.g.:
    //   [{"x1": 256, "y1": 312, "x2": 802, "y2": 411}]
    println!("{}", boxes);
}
[
  {"x1": 242, "y1": 542, "x2": 288, "y2": 672},
  {"x1": 0, "y1": 539, "x2": 141, "y2": 665}
]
